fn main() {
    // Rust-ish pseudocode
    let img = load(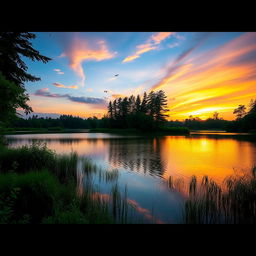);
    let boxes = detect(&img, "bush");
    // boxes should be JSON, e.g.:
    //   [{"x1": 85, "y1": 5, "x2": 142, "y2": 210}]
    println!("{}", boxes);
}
[
  {"x1": 0, "y1": 141, "x2": 56, "y2": 174},
  {"x1": 0, "y1": 170, "x2": 61, "y2": 223}
]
